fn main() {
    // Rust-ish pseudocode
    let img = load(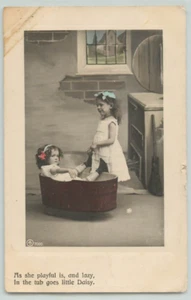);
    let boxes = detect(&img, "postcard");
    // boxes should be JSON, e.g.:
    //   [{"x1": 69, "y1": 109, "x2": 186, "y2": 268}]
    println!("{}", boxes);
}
[{"x1": 4, "y1": 6, "x2": 187, "y2": 292}]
